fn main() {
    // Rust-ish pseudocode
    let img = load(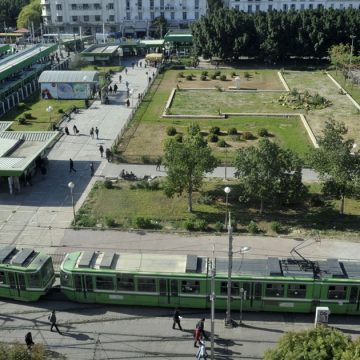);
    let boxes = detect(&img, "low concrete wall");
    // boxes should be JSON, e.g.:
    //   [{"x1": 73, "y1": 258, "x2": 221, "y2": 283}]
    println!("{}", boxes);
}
[{"x1": 278, "y1": 71, "x2": 290, "y2": 91}]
